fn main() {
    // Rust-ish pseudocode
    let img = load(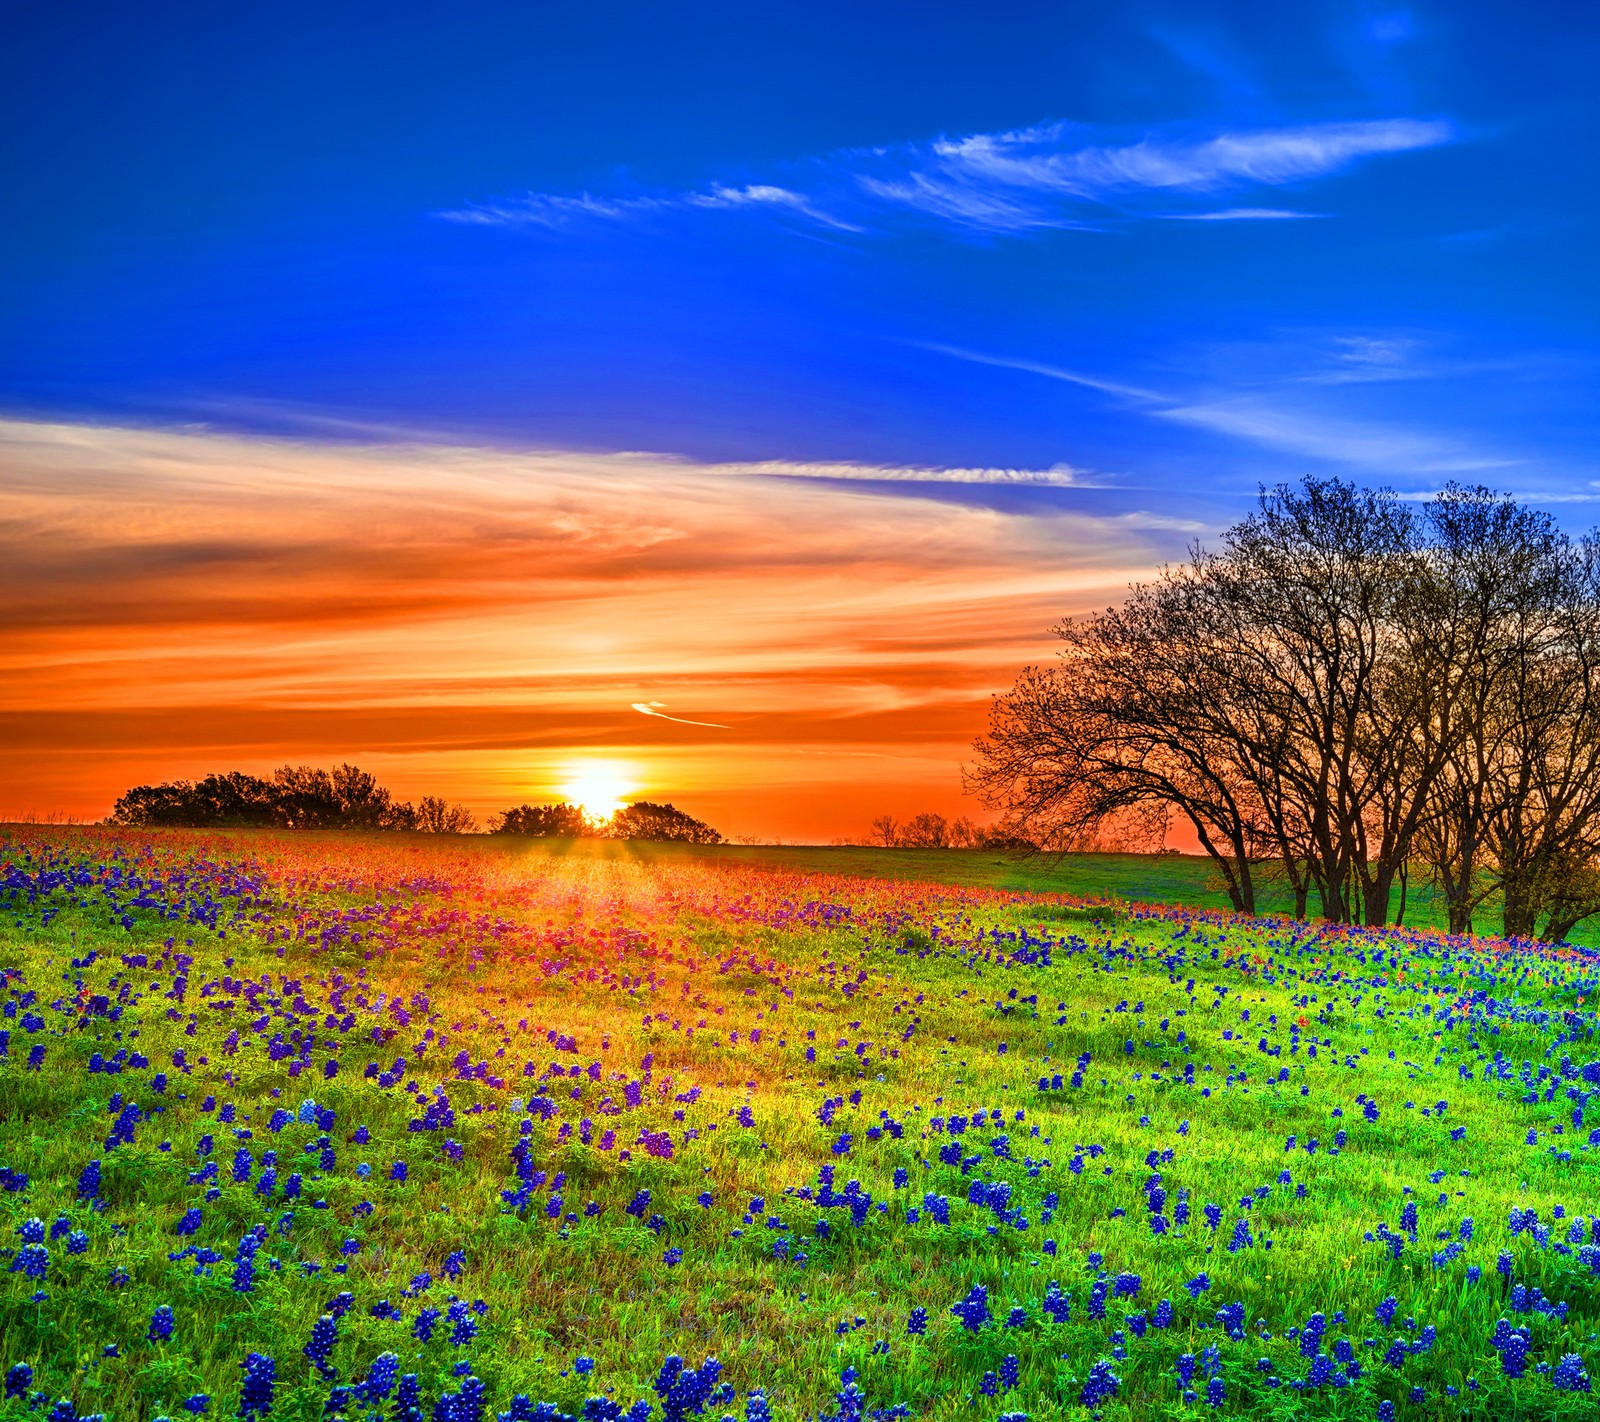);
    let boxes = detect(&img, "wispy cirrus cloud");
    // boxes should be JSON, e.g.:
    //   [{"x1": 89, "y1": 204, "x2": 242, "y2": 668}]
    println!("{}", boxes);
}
[
  {"x1": 928, "y1": 335, "x2": 1518, "y2": 478},
  {"x1": 438, "y1": 116, "x2": 1454, "y2": 236},
  {"x1": 446, "y1": 182, "x2": 861, "y2": 231},
  {"x1": 725, "y1": 458, "x2": 1095, "y2": 488},
  {"x1": 1168, "y1": 207, "x2": 1327, "y2": 221}
]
